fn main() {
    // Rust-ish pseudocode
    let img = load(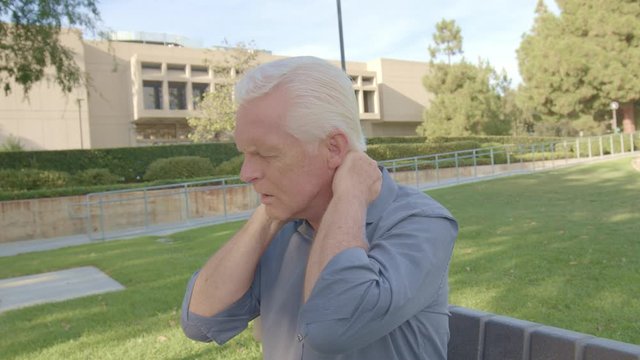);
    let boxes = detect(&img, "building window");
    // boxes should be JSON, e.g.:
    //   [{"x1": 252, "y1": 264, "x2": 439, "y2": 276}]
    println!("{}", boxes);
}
[
  {"x1": 141, "y1": 62, "x2": 162, "y2": 75},
  {"x1": 191, "y1": 65, "x2": 209, "y2": 77},
  {"x1": 143, "y1": 81, "x2": 163, "y2": 109},
  {"x1": 169, "y1": 82, "x2": 187, "y2": 110},
  {"x1": 363, "y1": 90, "x2": 376, "y2": 113},
  {"x1": 362, "y1": 76, "x2": 375, "y2": 86},
  {"x1": 167, "y1": 64, "x2": 186, "y2": 77},
  {"x1": 192, "y1": 83, "x2": 209, "y2": 108}
]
